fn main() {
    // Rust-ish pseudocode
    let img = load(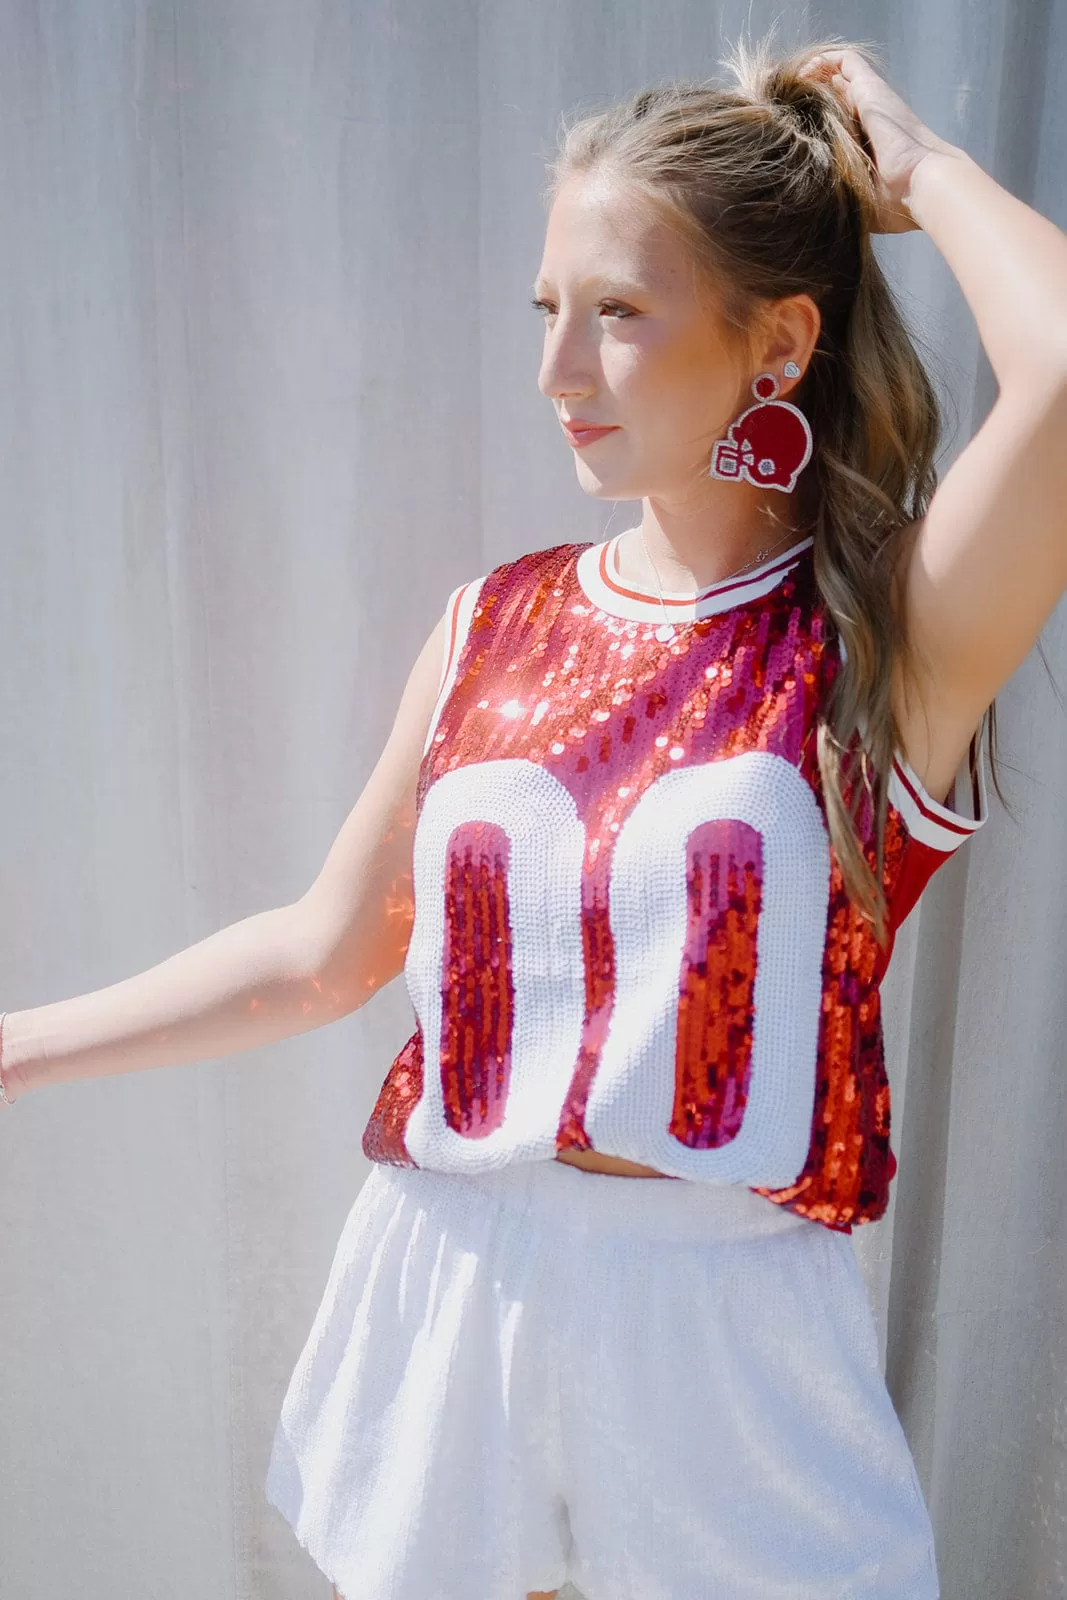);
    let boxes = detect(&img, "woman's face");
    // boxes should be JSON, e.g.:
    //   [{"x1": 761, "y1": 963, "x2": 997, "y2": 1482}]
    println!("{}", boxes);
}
[{"x1": 533, "y1": 170, "x2": 757, "y2": 505}]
